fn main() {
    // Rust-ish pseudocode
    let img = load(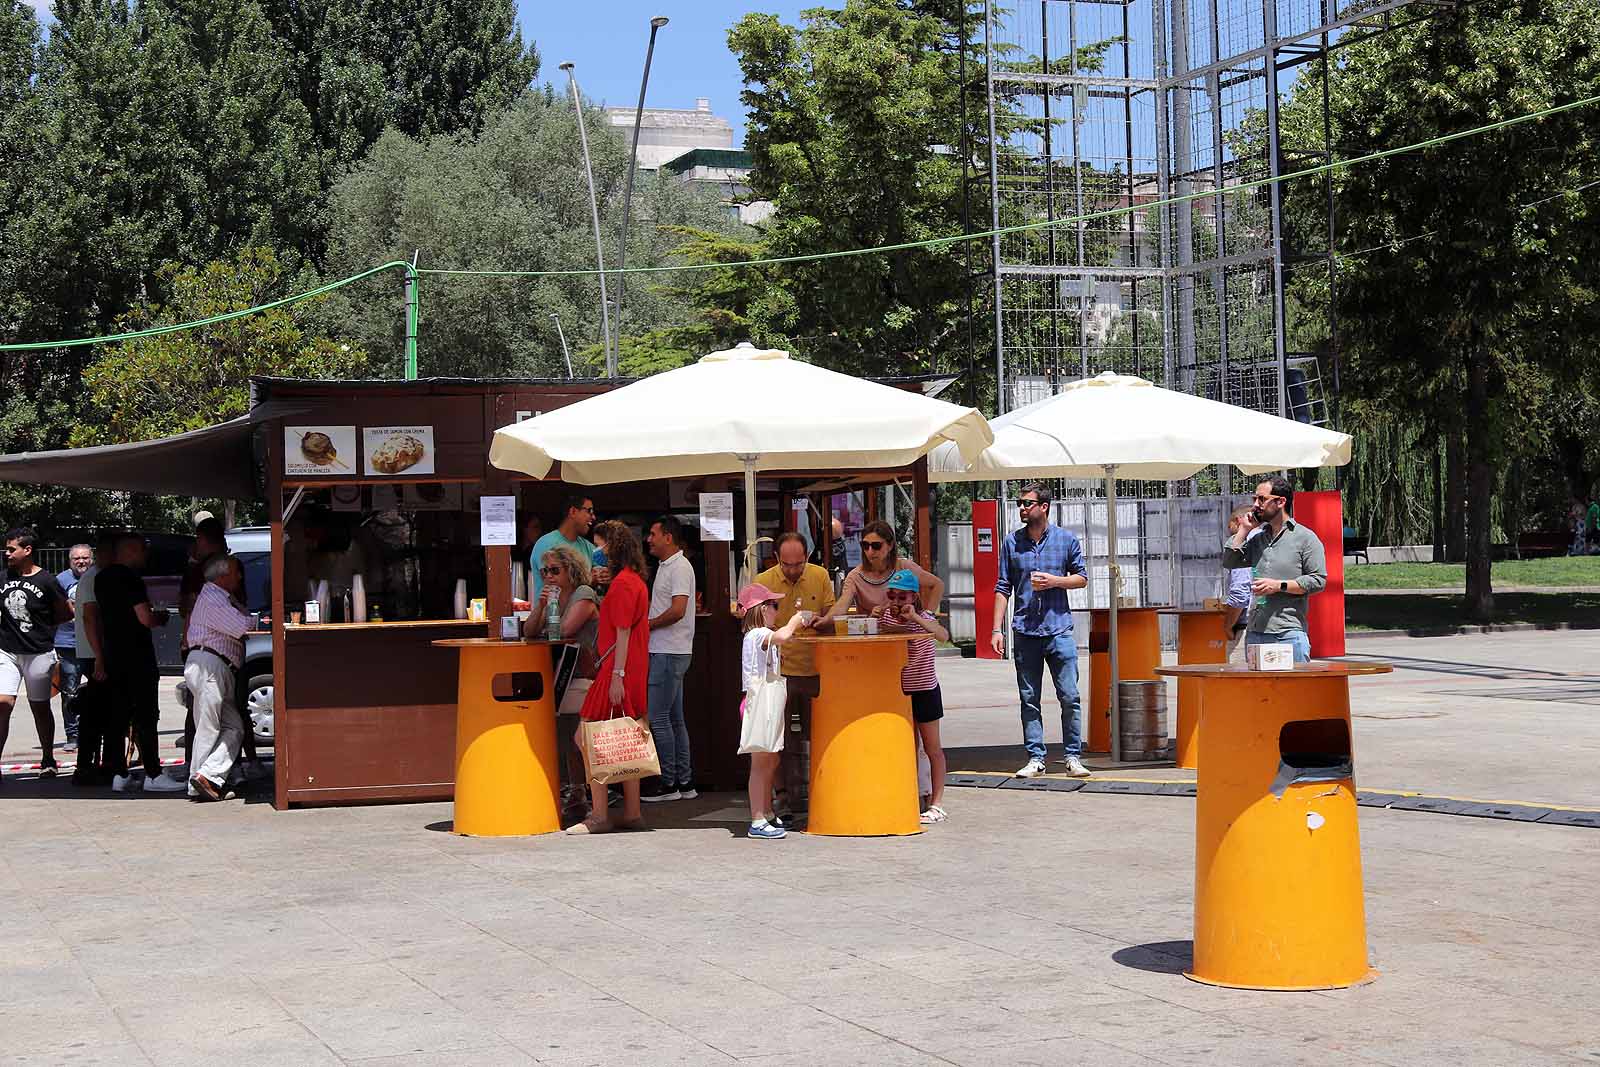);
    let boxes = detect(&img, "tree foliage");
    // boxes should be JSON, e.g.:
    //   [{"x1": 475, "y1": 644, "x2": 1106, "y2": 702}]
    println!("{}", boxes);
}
[
  {"x1": 322, "y1": 93, "x2": 748, "y2": 379},
  {"x1": 729, "y1": 0, "x2": 988, "y2": 376},
  {"x1": 74, "y1": 246, "x2": 368, "y2": 446},
  {"x1": 1312, "y1": 0, "x2": 1600, "y2": 615}
]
